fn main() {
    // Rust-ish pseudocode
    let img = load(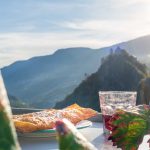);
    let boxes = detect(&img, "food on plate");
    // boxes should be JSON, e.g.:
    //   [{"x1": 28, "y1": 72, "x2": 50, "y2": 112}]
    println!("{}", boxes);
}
[
  {"x1": 13, "y1": 104, "x2": 97, "y2": 133},
  {"x1": 55, "y1": 118, "x2": 97, "y2": 150},
  {"x1": 0, "y1": 73, "x2": 21, "y2": 150}
]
